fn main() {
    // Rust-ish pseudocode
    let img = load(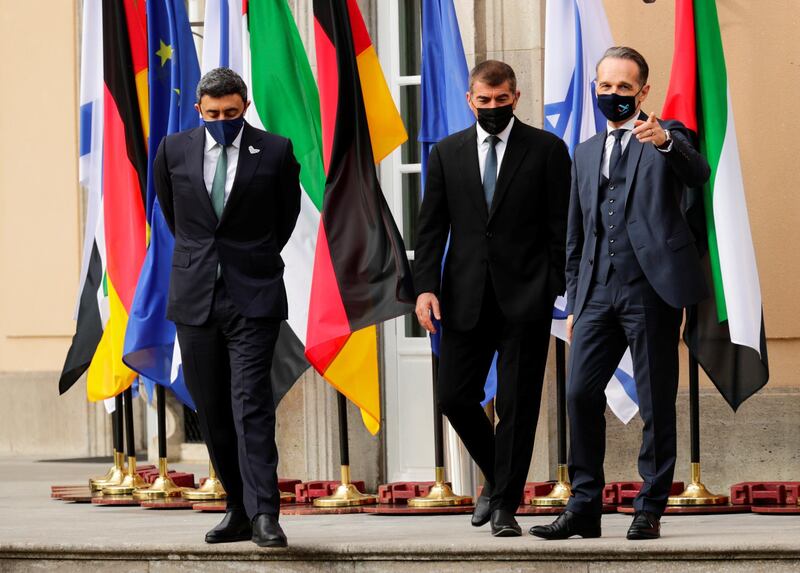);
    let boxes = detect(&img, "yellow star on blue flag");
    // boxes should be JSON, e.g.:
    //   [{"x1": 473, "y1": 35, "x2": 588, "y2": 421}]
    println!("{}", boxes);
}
[{"x1": 155, "y1": 40, "x2": 173, "y2": 67}]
